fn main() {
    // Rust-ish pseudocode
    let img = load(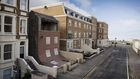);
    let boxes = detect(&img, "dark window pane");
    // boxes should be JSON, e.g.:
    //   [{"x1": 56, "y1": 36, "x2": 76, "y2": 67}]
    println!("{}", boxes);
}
[
  {"x1": 20, "y1": 42, "x2": 25, "y2": 45},
  {"x1": 20, "y1": 47, "x2": 24, "y2": 54},
  {"x1": 0, "y1": 16, "x2": 1, "y2": 32},
  {"x1": 5, "y1": 16, "x2": 12, "y2": 24},
  {"x1": 4, "y1": 25, "x2": 12, "y2": 32},
  {"x1": 4, "y1": 52, "x2": 11, "y2": 60},
  {"x1": 4, "y1": 45, "x2": 12, "y2": 52}
]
